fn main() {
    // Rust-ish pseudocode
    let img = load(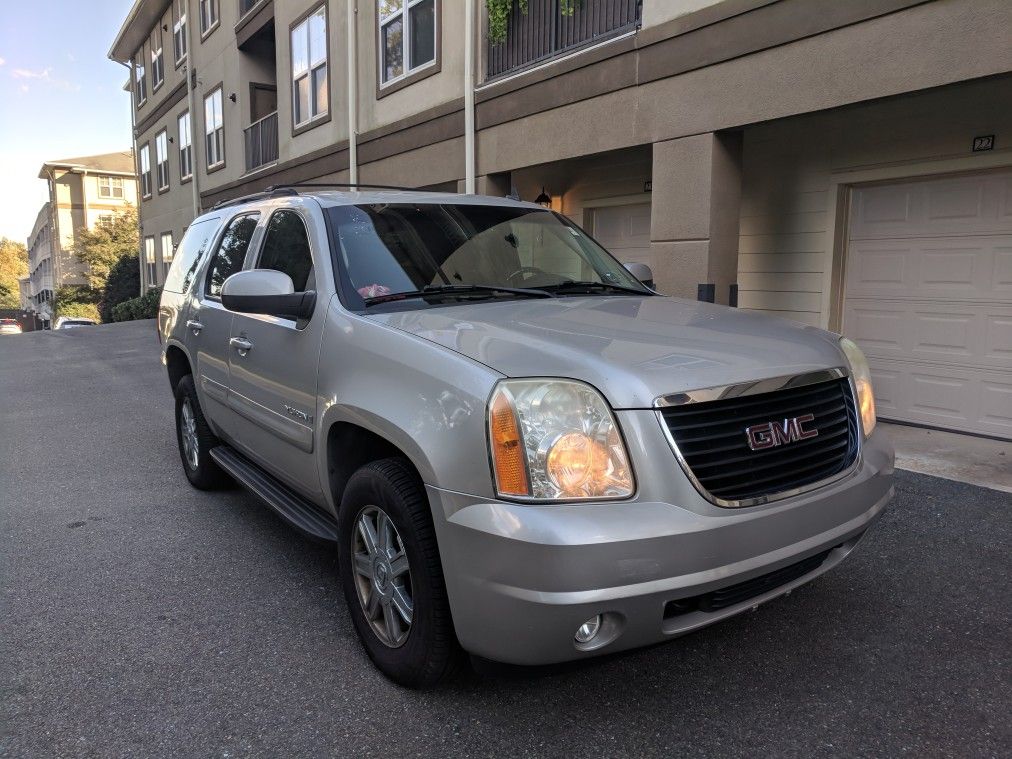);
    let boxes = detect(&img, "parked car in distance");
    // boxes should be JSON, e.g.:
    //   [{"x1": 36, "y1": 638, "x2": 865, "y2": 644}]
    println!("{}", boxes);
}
[
  {"x1": 158, "y1": 187, "x2": 894, "y2": 688},
  {"x1": 54, "y1": 317, "x2": 97, "y2": 330},
  {"x1": 0, "y1": 318, "x2": 22, "y2": 335}
]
